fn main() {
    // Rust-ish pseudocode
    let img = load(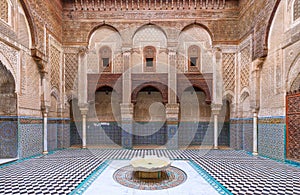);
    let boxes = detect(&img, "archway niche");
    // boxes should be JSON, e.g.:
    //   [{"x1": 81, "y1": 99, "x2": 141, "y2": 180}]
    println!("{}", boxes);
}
[
  {"x1": 88, "y1": 86, "x2": 122, "y2": 146},
  {"x1": 178, "y1": 86, "x2": 212, "y2": 147},
  {"x1": 218, "y1": 99, "x2": 231, "y2": 147},
  {"x1": 133, "y1": 86, "x2": 167, "y2": 146},
  {"x1": 0, "y1": 60, "x2": 18, "y2": 158}
]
